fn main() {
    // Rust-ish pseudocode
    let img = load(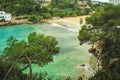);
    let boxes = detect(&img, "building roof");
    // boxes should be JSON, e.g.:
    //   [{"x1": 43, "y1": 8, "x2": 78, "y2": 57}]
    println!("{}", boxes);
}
[{"x1": 116, "y1": 26, "x2": 120, "y2": 29}]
